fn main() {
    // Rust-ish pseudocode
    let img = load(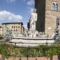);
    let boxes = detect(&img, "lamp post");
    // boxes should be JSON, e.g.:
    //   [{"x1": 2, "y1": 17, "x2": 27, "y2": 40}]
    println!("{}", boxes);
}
[
  {"x1": 27, "y1": 47, "x2": 29, "y2": 60},
  {"x1": 14, "y1": 42, "x2": 16, "y2": 58},
  {"x1": 14, "y1": 42, "x2": 21, "y2": 60},
  {"x1": 19, "y1": 57, "x2": 21, "y2": 60},
  {"x1": 46, "y1": 35, "x2": 48, "y2": 45},
  {"x1": 15, "y1": 43, "x2": 16, "y2": 47},
  {"x1": 19, "y1": 48, "x2": 21, "y2": 60},
  {"x1": 38, "y1": 50, "x2": 40, "y2": 57}
]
